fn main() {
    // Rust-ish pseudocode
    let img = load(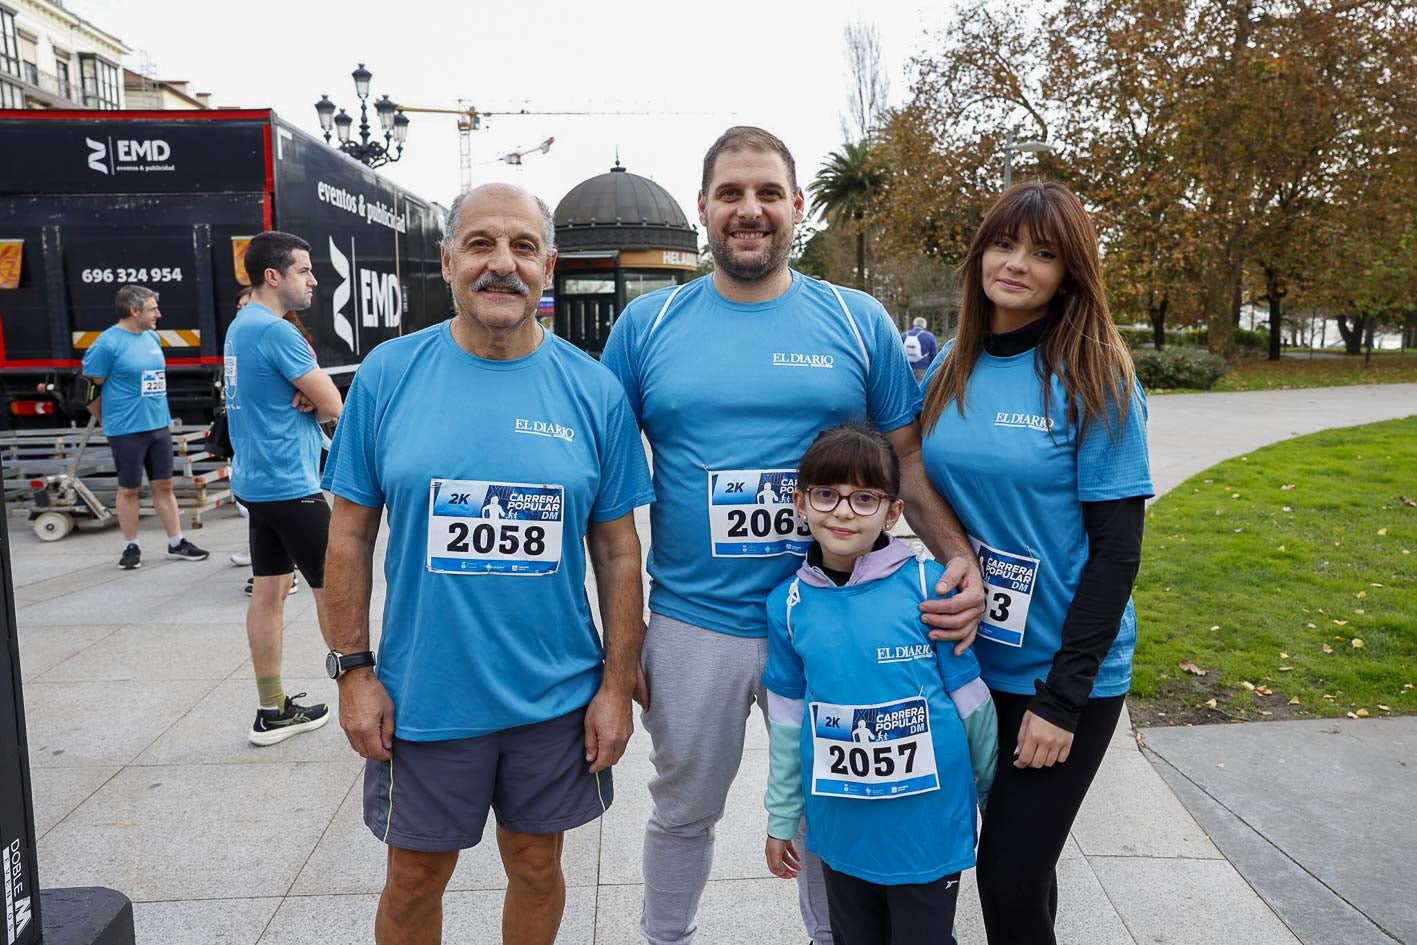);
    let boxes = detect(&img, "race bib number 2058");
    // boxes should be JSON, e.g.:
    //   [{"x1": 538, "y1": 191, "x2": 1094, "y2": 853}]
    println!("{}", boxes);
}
[
  {"x1": 707, "y1": 468, "x2": 811, "y2": 557},
  {"x1": 427, "y1": 479, "x2": 564, "y2": 575}
]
